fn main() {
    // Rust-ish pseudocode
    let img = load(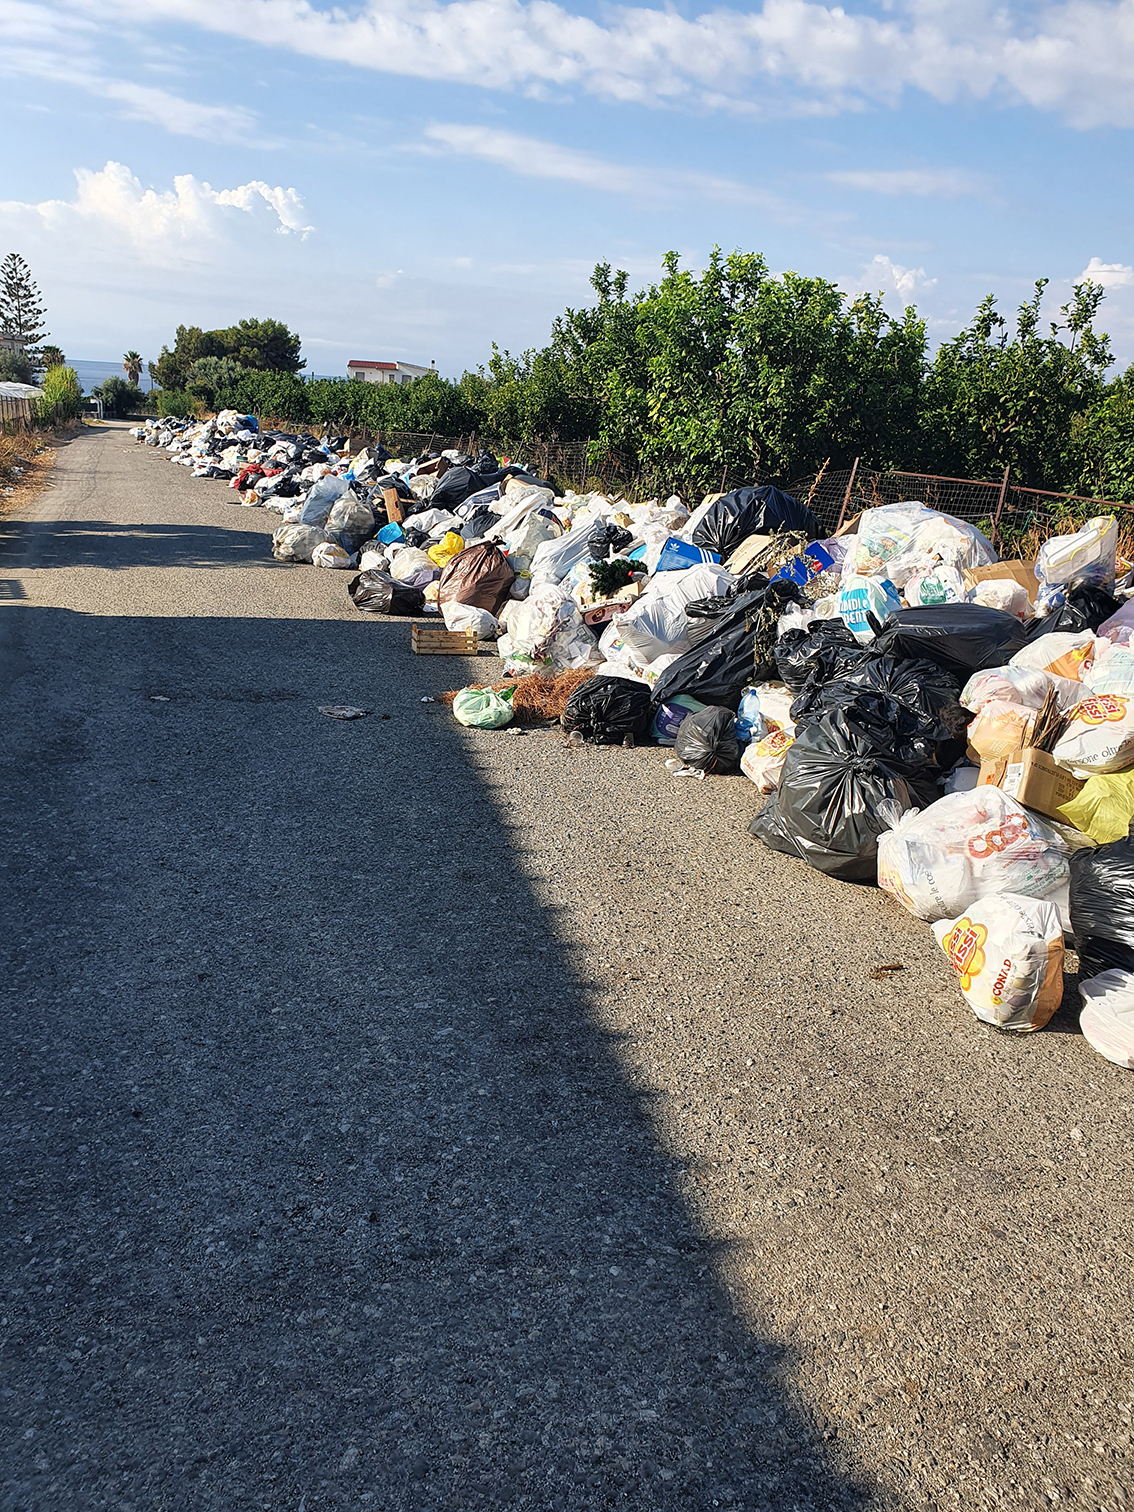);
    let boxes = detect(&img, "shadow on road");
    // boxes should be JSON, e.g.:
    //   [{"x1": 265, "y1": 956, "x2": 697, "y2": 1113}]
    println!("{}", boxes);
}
[
  {"x1": 1, "y1": 584, "x2": 875, "y2": 1507},
  {"x1": 0, "y1": 516, "x2": 285, "y2": 571}
]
